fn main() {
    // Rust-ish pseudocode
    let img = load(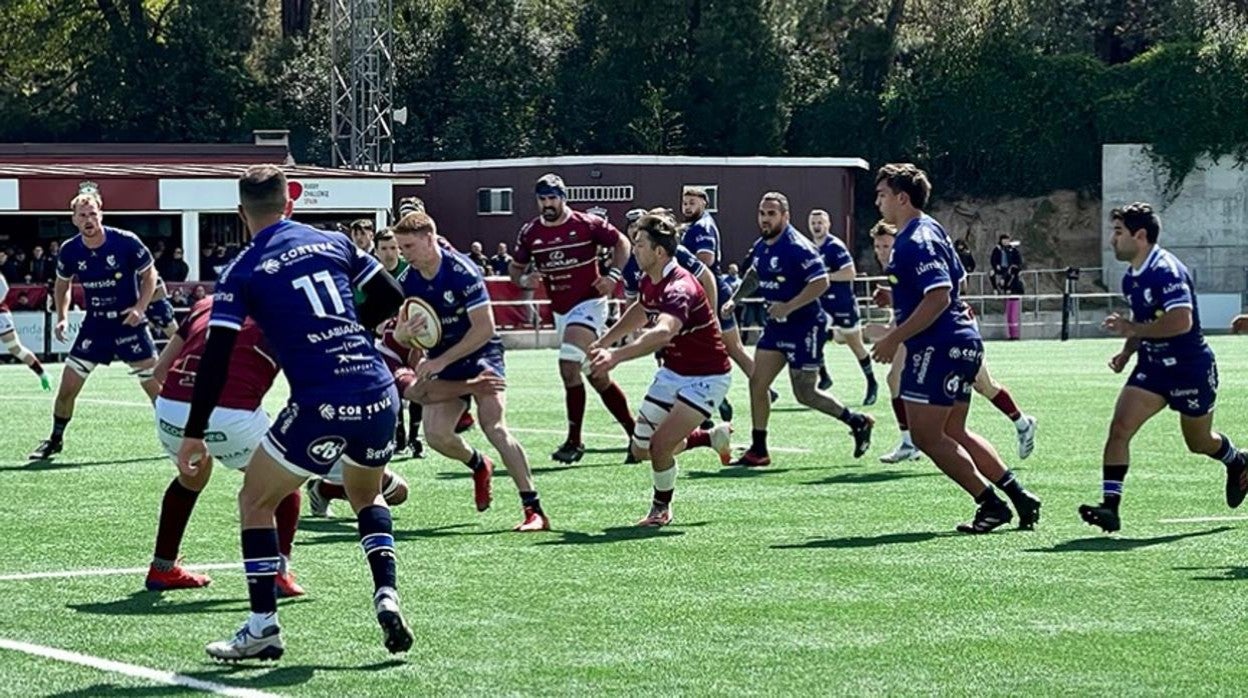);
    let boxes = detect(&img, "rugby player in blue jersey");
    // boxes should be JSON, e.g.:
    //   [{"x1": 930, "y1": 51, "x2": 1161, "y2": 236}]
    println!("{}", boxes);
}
[
  {"x1": 177, "y1": 165, "x2": 409, "y2": 661},
  {"x1": 1080, "y1": 202, "x2": 1248, "y2": 532},
  {"x1": 29, "y1": 187, "x2": 159, "y2": 460},
  {"x1": 870, "y1": 164, "x2": 1041, "y2": 533},
  {"x1": 807, "y1": 208, "x2": 878, "y2": 405},
  {"x1": 722, "y1": 192, "x2": 873, "y2": 466}
]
